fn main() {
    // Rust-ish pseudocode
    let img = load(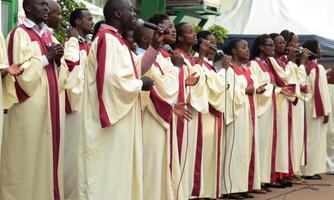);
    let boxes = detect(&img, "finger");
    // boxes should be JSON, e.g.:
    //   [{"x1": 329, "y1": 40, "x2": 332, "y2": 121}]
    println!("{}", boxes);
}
[{"x1": 190, "y1": 72, "x2": 197, "y2": 76}]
